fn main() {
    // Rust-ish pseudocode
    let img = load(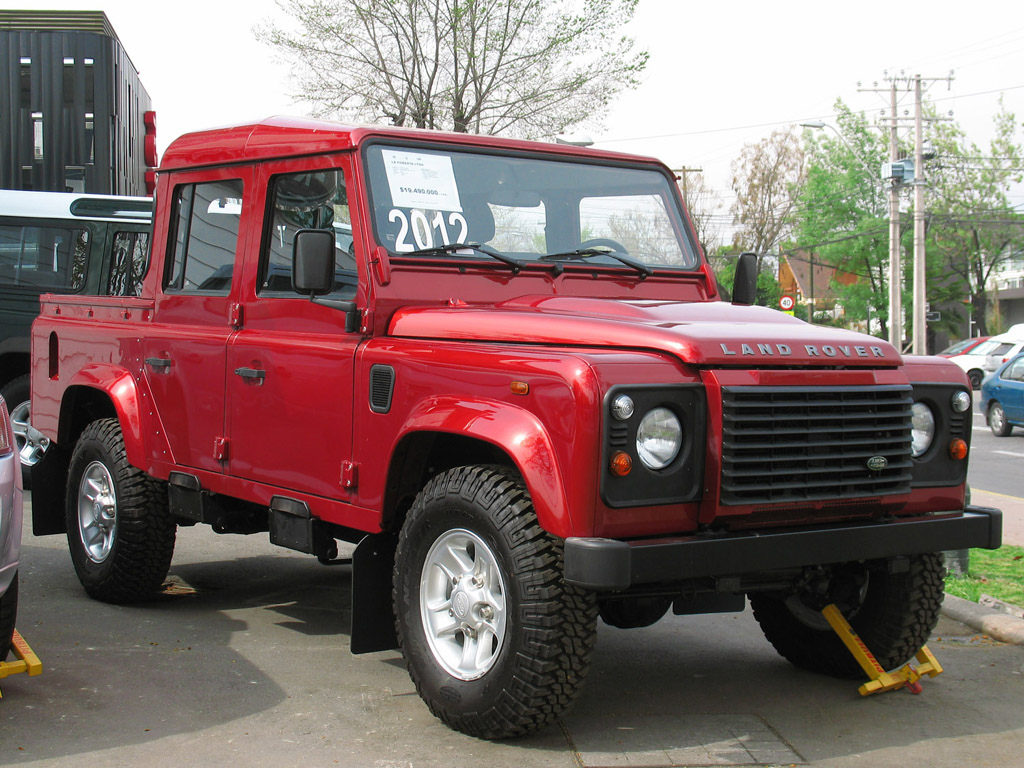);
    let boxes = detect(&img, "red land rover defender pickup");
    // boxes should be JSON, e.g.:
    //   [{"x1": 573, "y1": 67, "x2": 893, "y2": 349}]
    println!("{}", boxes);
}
[{"x1": 30, "y1": 117, "x2": 1000, "y2": 739}]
